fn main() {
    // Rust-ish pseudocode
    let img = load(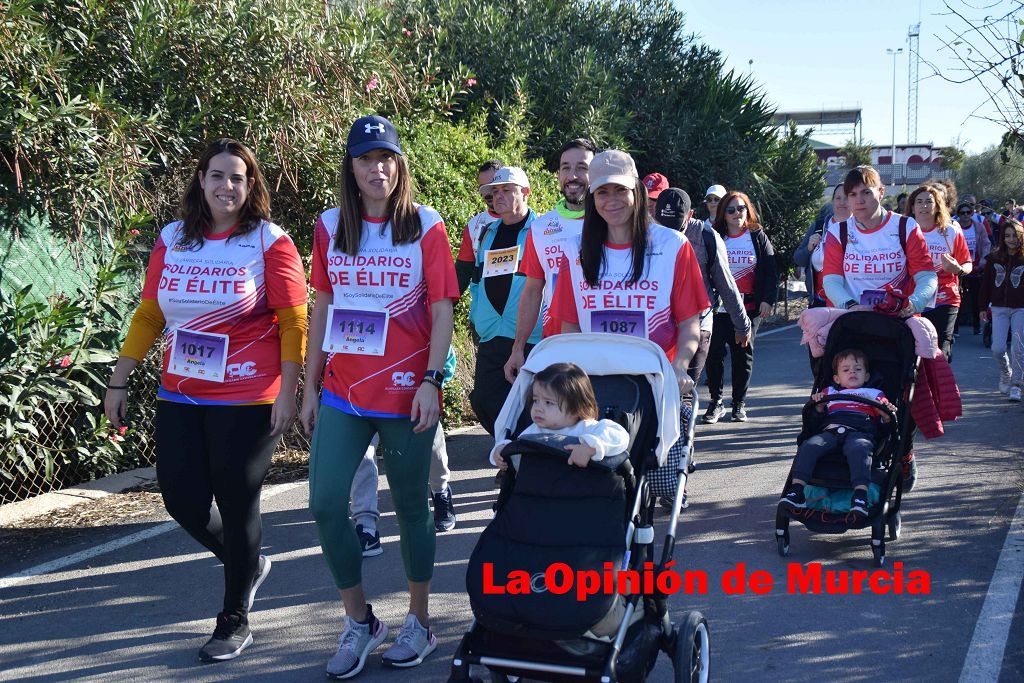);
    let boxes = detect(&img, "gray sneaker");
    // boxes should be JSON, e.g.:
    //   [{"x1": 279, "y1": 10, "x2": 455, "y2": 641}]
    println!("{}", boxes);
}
[
  {"x1": 247, "y1": 554, "x2": 271, "y2": 609},
  {"x1": 702, "y1": 400, "x2": 726, "y2": 424},
  {"x1": 381, "y1": 614, "x2": 437, "y2": 668},
  {"x1": 326, "y1": 606, "x2": 388, "y2": 679}
]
